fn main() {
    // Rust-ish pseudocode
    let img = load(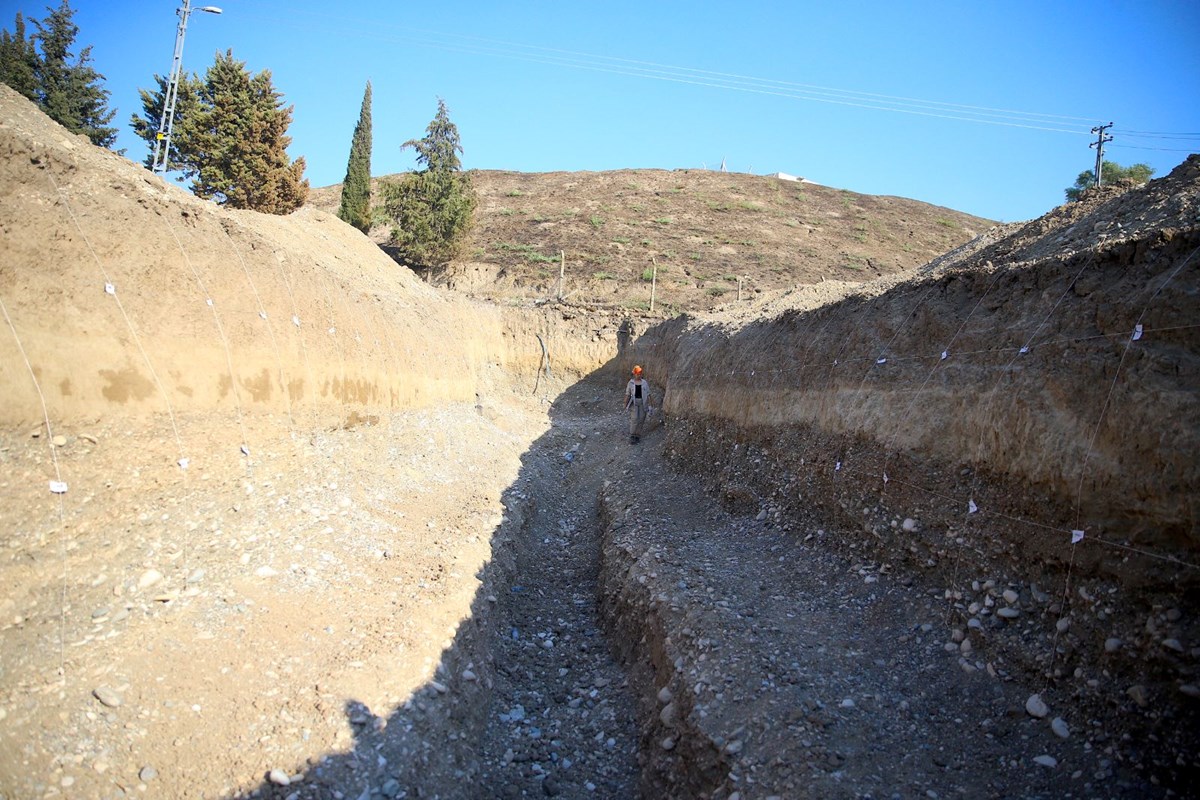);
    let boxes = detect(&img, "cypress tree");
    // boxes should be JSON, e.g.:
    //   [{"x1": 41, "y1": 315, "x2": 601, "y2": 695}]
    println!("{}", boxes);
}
[
  {"x1": 337, "y1": 80, "x2": 373, "y2": 233},
  {"x1": 32, "y1": 1, "x2": 116, "y2": 147}
]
